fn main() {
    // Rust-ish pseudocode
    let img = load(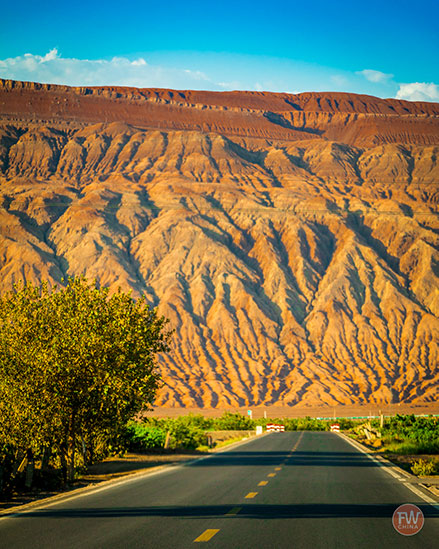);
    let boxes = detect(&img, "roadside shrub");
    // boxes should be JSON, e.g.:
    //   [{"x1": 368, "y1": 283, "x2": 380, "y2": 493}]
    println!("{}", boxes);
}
[
  {"x1": 166, "y1": 421, "x2": 206, "y2": 450},
  {"x1": 284, "y1": 417, "x2": 329, "y2": 431},
  {"x1": 213, "y1": 412, "x2": 255, "y2": 430},
  {"x1": 411, "y1": 458, "x2": 437, "y2": 476},
  {"x1": 168, "y1": 414, "x2": 214, "y2": 431},
  {"x1": 381, "y1": 415, "x2": 439, "y2": 454},
  {"x1": 336, "y1": 418, "x2": 357, "y2": 430},
  {"x1": 125, "y1": 416, "x2": 210, "y2": 451},
  {"x1": 125, "y1": 422, "x2": 167, "y2": 451}
]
